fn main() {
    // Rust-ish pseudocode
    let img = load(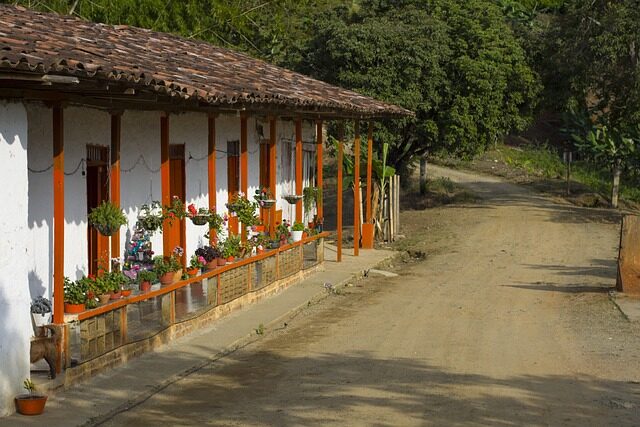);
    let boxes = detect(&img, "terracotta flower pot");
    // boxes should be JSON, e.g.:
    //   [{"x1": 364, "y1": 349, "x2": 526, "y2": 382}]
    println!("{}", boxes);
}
[
  {"x1": 226, "y1": 256, "x2": 235, "y2": 263},
  {"x1": 159, "y1": 272, "x2": 174, "y2": 286},
  {"x1": 110, "y1": 291, "x2": 122, "y2": 300},
  {"x1": 64, "y1": 302, "x2": 85, "y2": 314},
  {"x1": 121, "y1": 289, "x2": 132, "y2": 297},
  {"x1": 217, "y1": 257, "x2": 226, "y2": 266},
  {"x1": 140, "y1": 281, "x2": 152, "y2": 292},
  {"x1": 15, "y1": 395, "x2": 47, "y2": 416},
  {"x1": 98, "y1": 294, "x2": 111, "y2": 305},
  {"x1": 254, "y1": 224, "x2": 265, "y2": 232},
  {"x1": 187, "y1": 267, "x2": 199, "y2": 277},
  {"x1": 205, "y1": 260, "x2": 218, "y2": 270}
]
